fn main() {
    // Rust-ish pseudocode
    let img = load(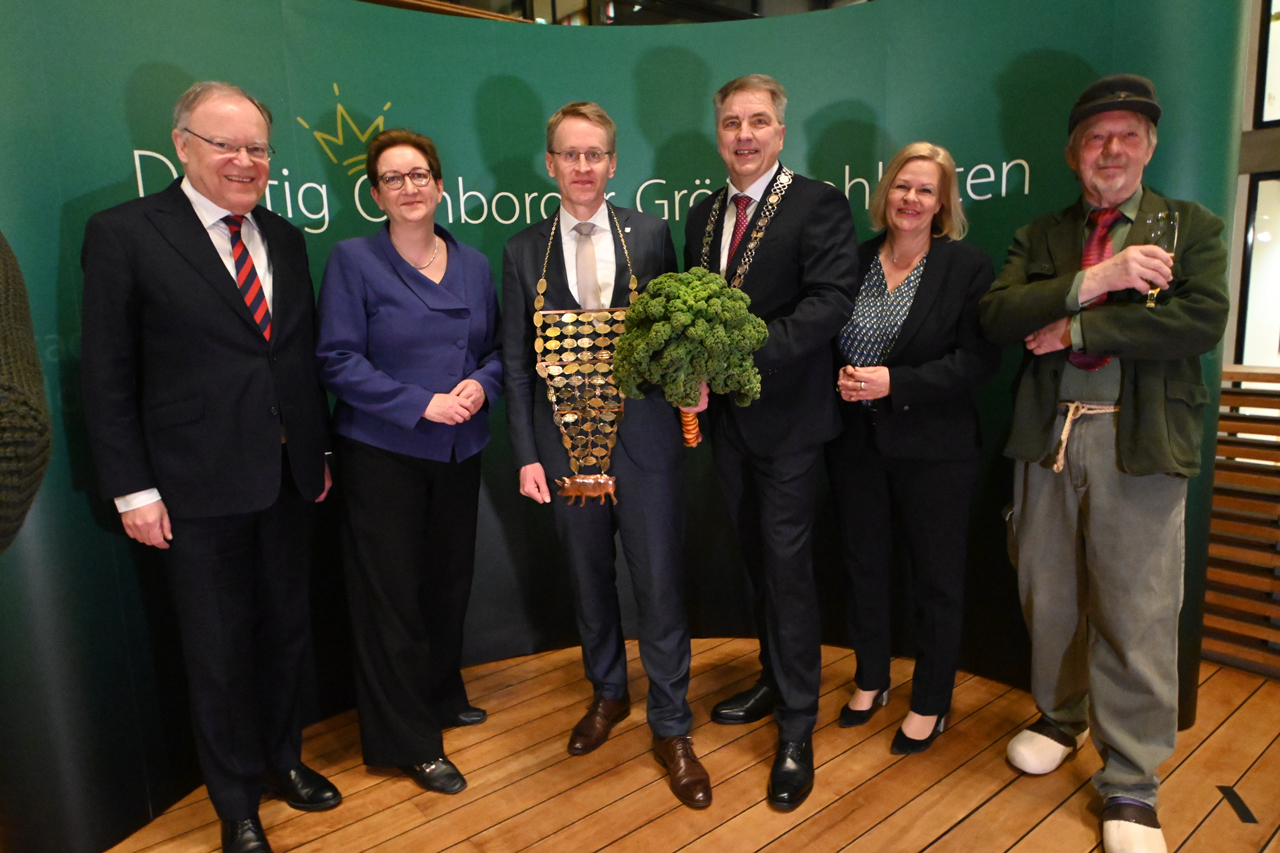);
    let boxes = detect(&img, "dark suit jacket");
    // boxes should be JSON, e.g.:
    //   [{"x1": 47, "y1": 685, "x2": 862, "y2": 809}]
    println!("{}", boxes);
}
[
  {"x1": 978, "y1": 188, "x2": 1229, "y2": 476},
  {"x1": 81, "y1": 178, "x2": 329, "y2": 518},
  {"x1": 840, "y1": 235, "x2": 1001, "y2": 461},
  {"x1": 683, "y1": 165, "x2": 858, "y2": 455},
  {"x1": 503, "y1": 204, "x2": 680, "y2": 475},
  {"x1": 316, "y1": 225, "x2": 502, "y2": 463}
]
